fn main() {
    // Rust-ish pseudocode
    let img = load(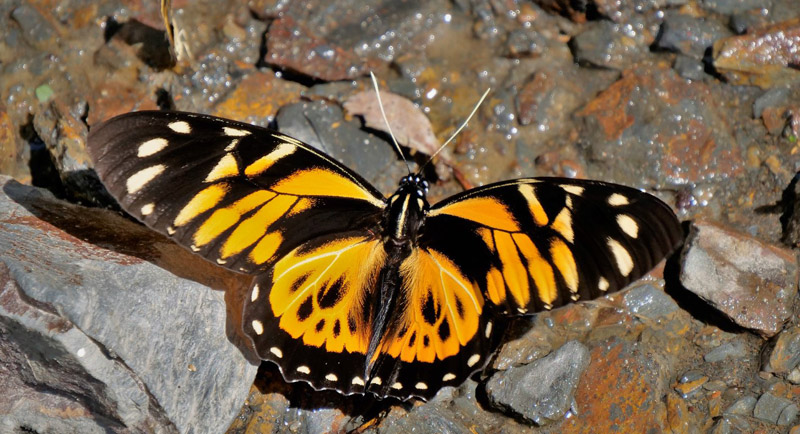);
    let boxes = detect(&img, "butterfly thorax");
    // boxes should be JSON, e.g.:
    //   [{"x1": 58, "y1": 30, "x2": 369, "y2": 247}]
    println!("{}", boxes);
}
[{"x1": 383, "y1": 174, "x2": 430, "y2": 243}]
